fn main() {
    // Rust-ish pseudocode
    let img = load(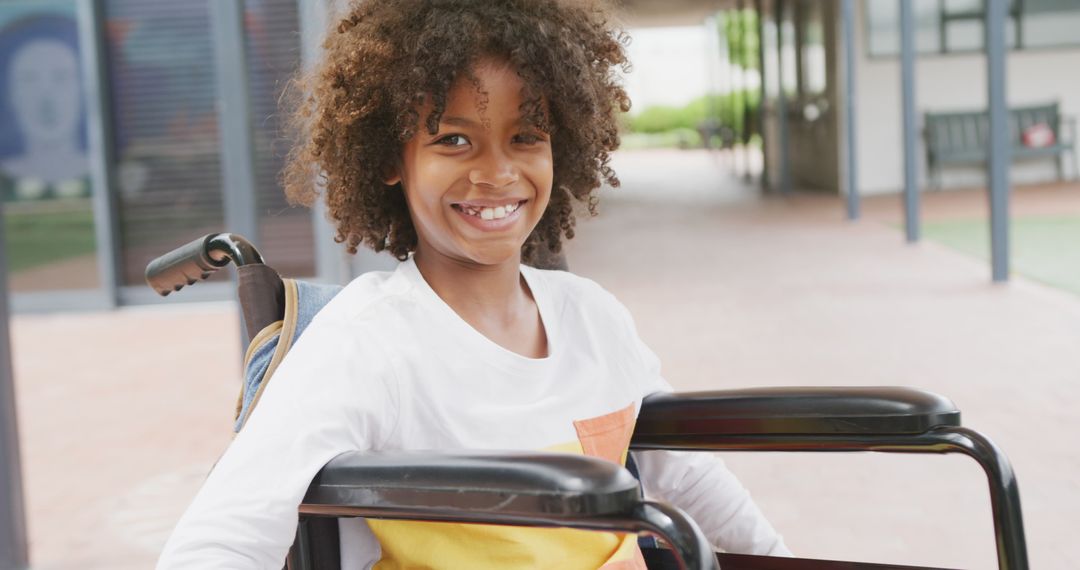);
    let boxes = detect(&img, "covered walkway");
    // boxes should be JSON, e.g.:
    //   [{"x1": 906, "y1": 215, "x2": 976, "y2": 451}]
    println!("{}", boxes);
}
[{"x1": 10, "y1": 151, "x2": 1080, "y2": 568}]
